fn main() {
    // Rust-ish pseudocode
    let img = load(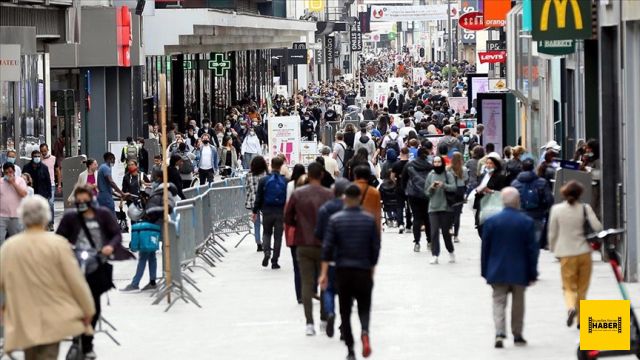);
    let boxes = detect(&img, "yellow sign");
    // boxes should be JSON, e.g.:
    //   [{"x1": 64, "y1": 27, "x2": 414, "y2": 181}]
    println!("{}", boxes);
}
[
  {"x1": 540, "y1": 0, "x2": 583, "y2": 31},
  {"x1": 580, "y1": 300, "x2": 630, "y2": 350},
  {"x1": 308, "y1": 0, "x2": 324, "y2": 12},
  {"x1": 532, "y1": 0, "x2": 592, "y2": 41}
]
